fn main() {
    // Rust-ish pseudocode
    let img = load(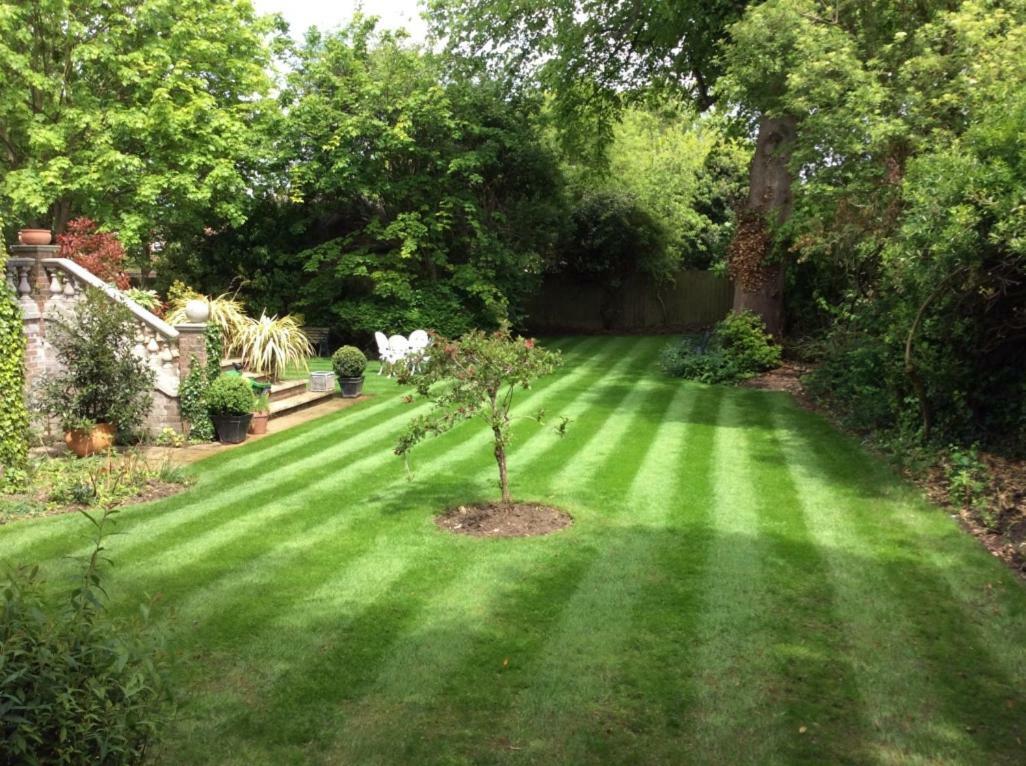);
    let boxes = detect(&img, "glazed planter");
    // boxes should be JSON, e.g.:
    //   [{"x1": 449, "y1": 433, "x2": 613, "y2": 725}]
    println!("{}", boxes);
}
[
  {"x1": 249, "y1": 412, "x2": 269, "y2": 435},
  {"x1": 18, "y1": 228, "x2": 53, "y2": 246},
  {"x1": 65, "y1": 423, "x2": 116, "y2": 457},
  {"x1": 211, "y1": 413, "x2": 252, "y2": 444},
  {"x1": 339, "y1": 376, "x2": 364, "y2": 398}
]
